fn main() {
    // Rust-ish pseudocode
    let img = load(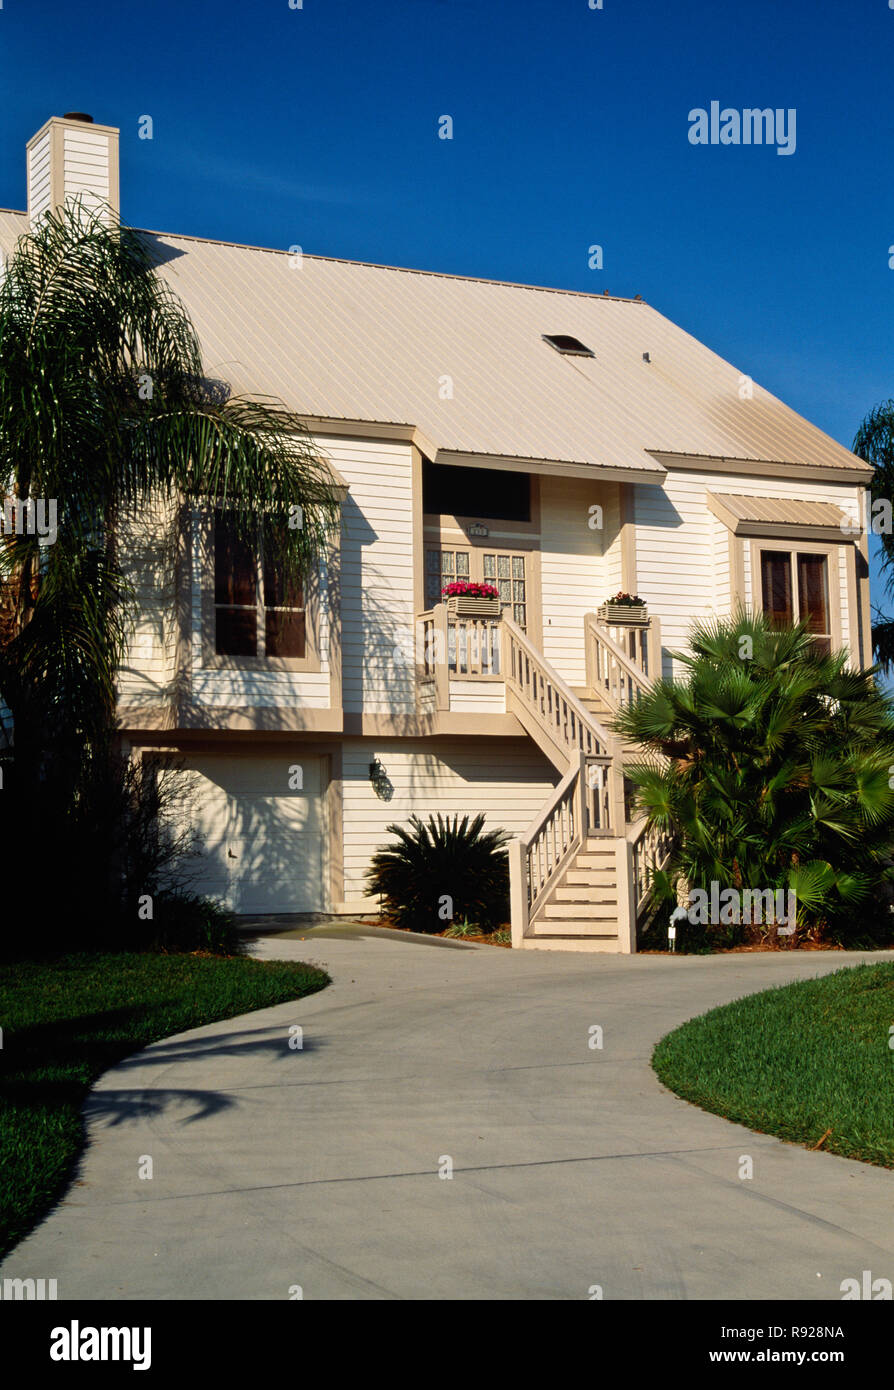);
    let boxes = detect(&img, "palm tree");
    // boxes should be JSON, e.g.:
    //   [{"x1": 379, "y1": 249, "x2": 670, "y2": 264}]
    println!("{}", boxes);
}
[
  {"x1": 611, "y1": 611, "x2": 894, "y2": 939},
  {"x1": 0, "y1": 201, "x2": 340, "y2": 930},
  {"x1": 853, "y1": 401, "x2": 894, "y2": 670}
]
